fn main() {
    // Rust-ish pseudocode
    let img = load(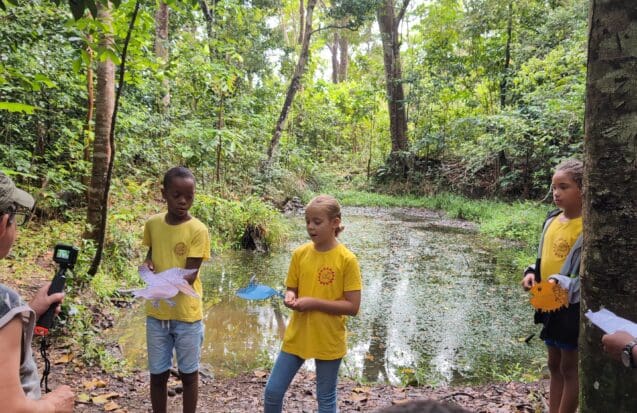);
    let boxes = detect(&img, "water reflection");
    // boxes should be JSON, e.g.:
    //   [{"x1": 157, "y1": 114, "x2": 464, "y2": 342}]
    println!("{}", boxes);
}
[{"x1": 115, "y1": 207, "x2": 544, "y2": 385}]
